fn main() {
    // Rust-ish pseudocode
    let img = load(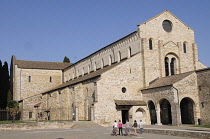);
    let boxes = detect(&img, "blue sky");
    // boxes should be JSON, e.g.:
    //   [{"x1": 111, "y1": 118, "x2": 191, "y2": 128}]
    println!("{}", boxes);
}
[{"x1": 0, "y1": 0, "x2": 210, "y2": 67}]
